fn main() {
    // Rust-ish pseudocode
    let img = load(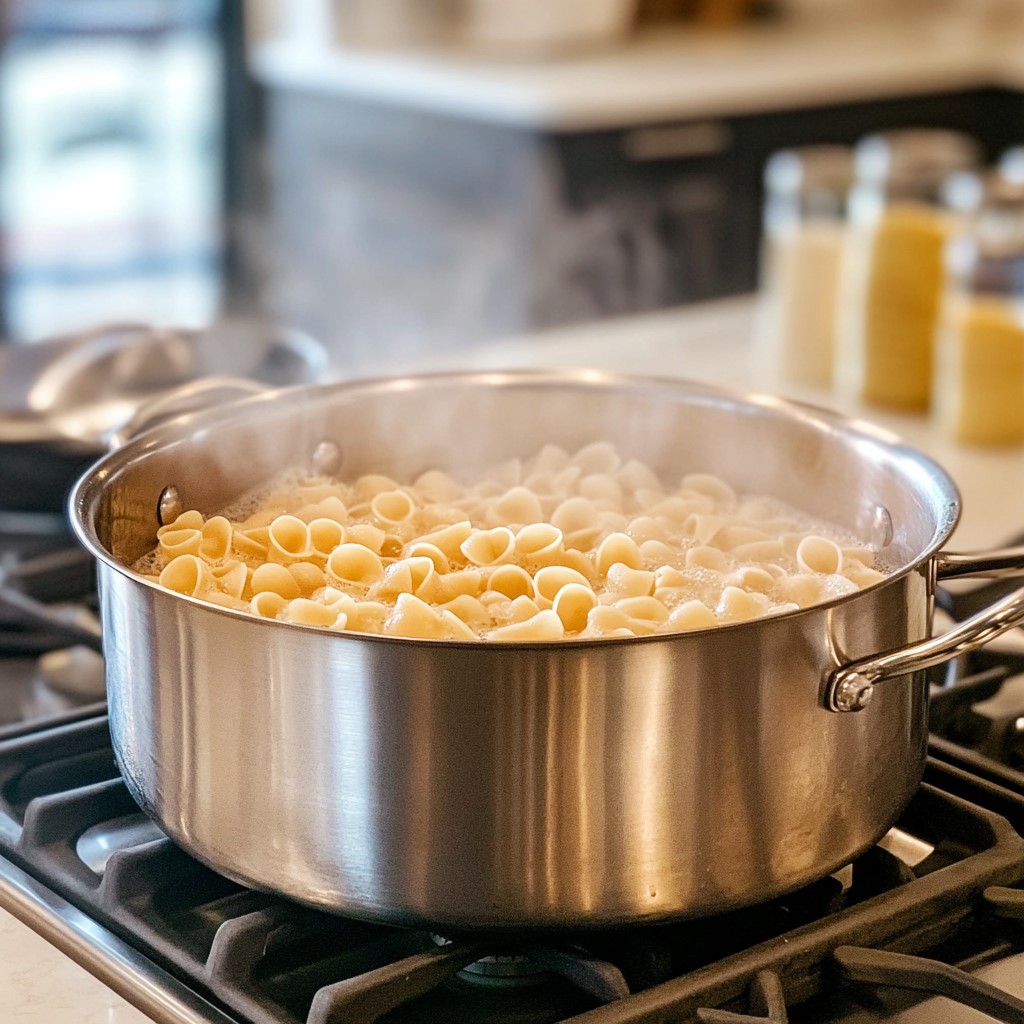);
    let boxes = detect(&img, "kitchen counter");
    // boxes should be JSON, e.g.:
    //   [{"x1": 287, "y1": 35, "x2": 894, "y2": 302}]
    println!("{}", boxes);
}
[
  {"x1": 252, "y1": 11, "x2": 1024, "y2": 130},
  {"x1": 0, "y1": 905, "x2": 152, "y2": 1023},
  {"x1": 3, "y1": 295, "x2": 1024, "y2": 1021},
  {"x1": 415, "y1": 295, "x2": 1024, "y2": 552}
]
